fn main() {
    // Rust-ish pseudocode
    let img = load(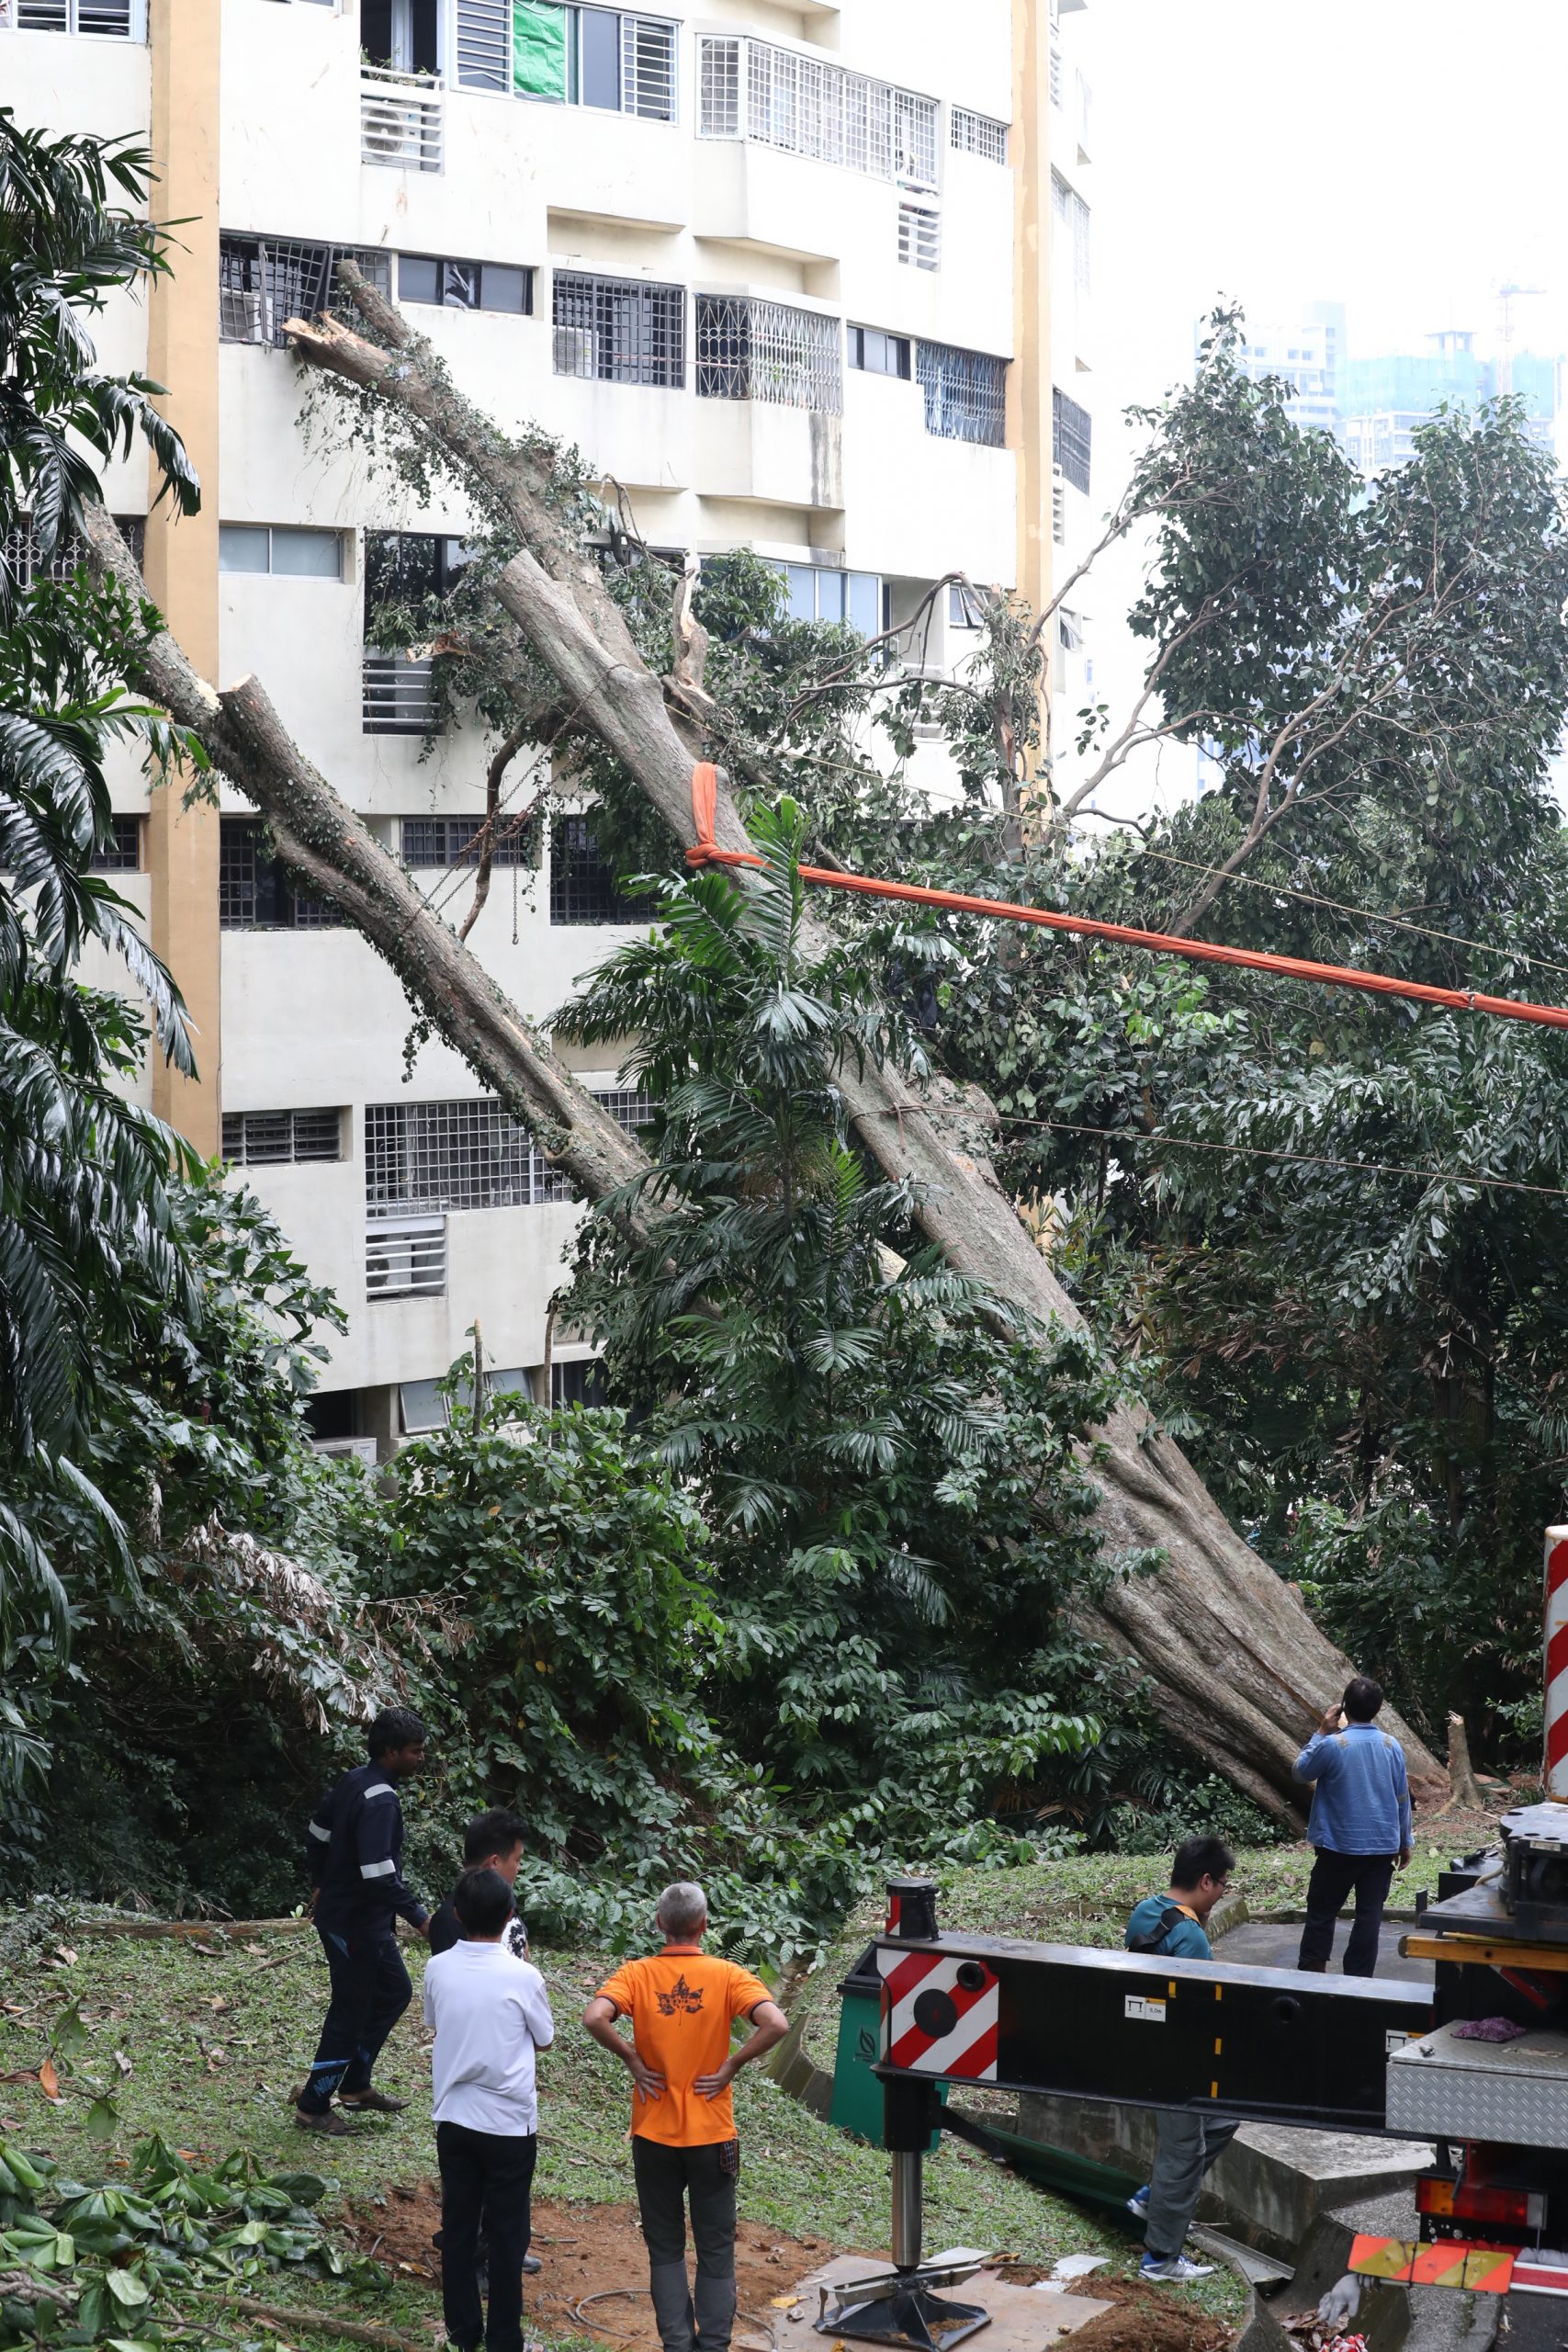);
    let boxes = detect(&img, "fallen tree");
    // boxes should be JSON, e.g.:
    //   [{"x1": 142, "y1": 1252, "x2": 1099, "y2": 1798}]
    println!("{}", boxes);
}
[{"x1": 80, "y1": 274, "x2": 1448, "y2": 1816}]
